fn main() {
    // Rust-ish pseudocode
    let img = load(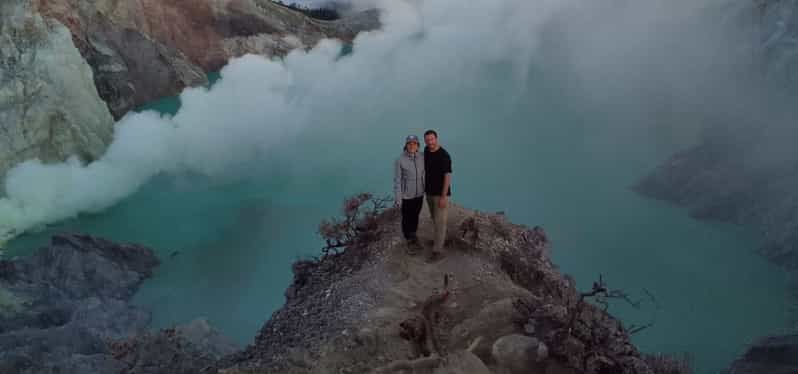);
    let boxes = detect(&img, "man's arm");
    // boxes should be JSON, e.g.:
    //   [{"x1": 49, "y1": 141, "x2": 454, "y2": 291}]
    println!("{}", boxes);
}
[
  {"x1": 440, "y1": 173, "x2": 451, "y2": 207},
  {"x1": 439, "y1": 152, "x2": 452, "y2": 208}
]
